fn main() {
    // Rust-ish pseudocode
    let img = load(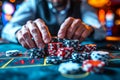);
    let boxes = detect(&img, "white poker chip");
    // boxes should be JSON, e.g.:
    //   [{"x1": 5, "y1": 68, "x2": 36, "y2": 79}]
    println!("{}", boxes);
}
[
  {"x1": 90, "y1": 51, "x2": 110, "y2": 62},
  {"x1": 58, "y1": 61, "x2": 80, "y2": 74},
  {"x1": 6, "y1": 50, "x2": 21, "y2": 57}
]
